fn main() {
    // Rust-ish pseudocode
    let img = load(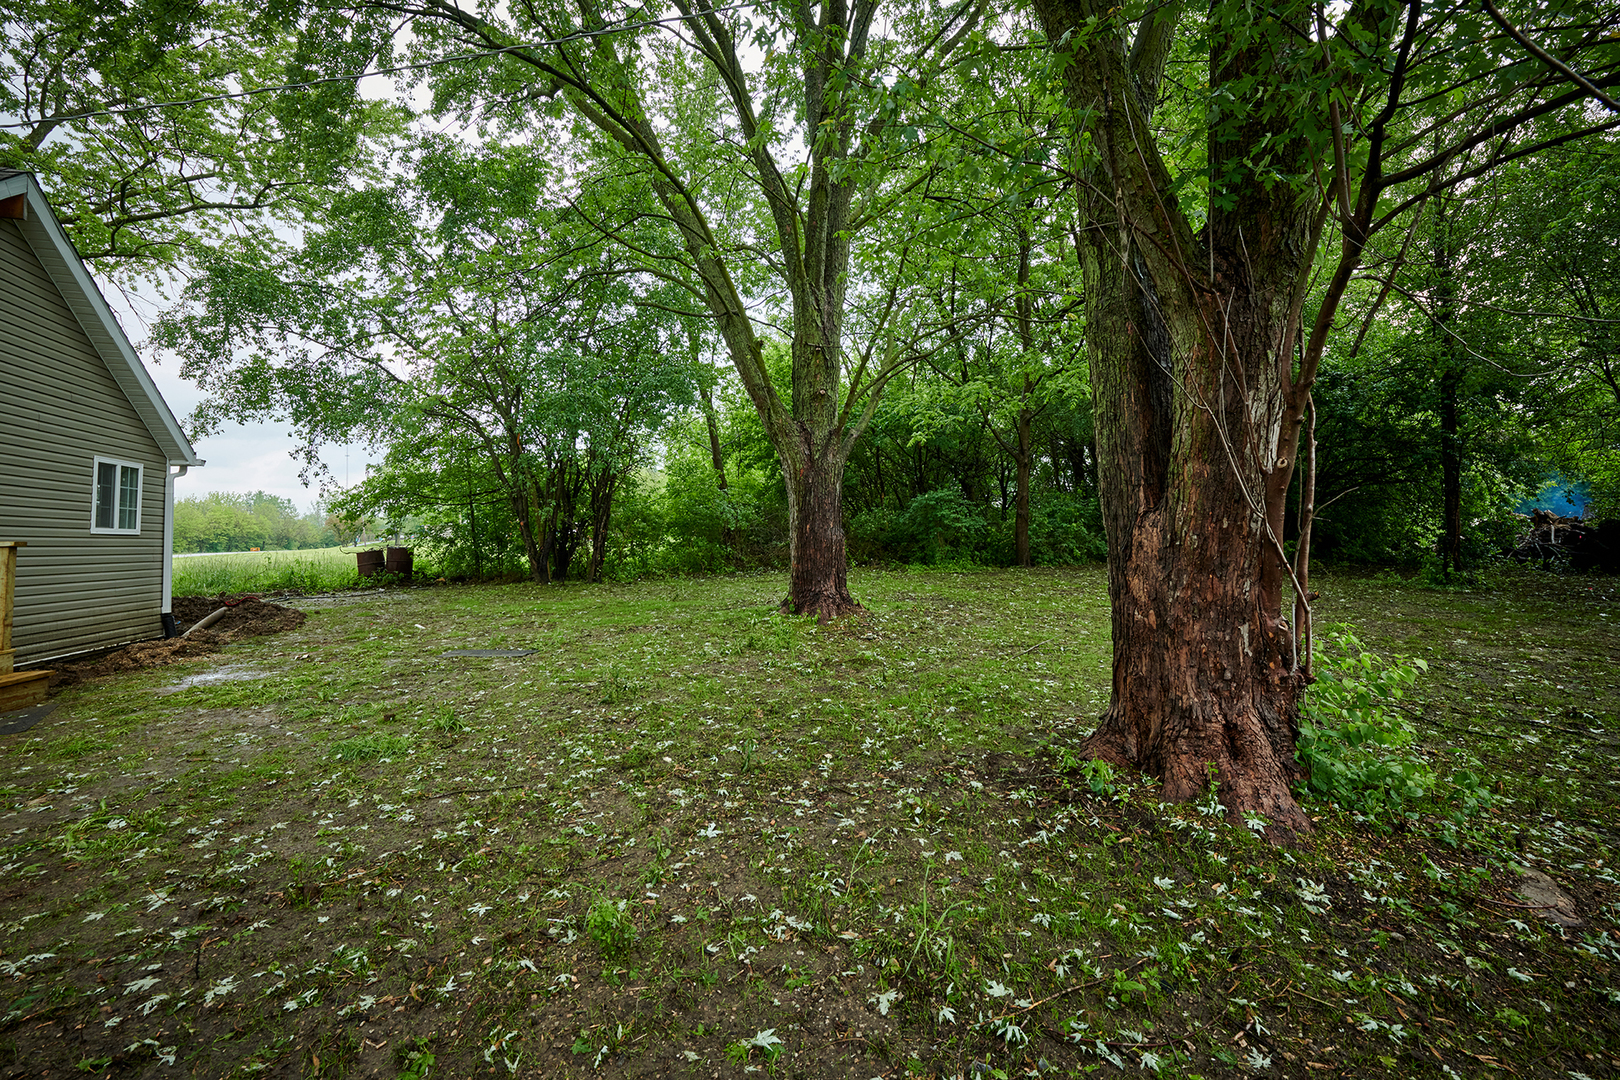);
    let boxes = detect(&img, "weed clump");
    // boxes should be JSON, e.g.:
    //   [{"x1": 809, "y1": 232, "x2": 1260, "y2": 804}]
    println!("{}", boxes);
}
[
  {"x1": 428, "y1": 707, "x2": 465, "y2": 733},
  {"x1": 586, "y1": 897, "x2": 637, "y2": 959},
  {"x1": 600, "y1": 665, "x2": 643, "y2": 704},
  {"x1": 332, "y1": 733, "x2": 412, "y2": 761}
]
